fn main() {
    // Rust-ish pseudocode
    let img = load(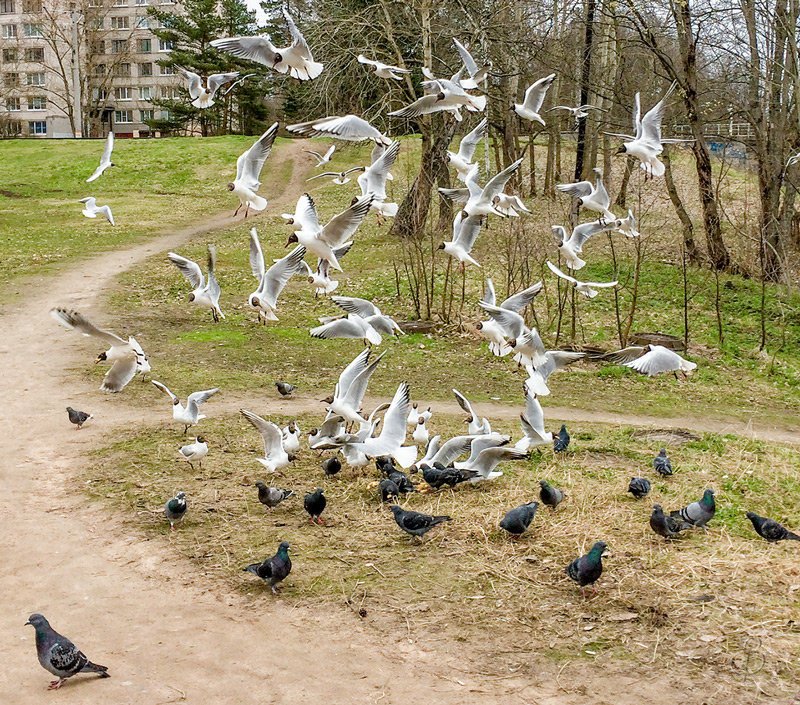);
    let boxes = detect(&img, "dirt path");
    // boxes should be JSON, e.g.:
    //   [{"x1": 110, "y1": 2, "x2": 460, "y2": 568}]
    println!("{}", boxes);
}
[{"x1": 0, "y1": 140, "x2": 791, "y2": 704}]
